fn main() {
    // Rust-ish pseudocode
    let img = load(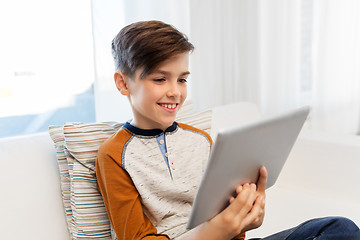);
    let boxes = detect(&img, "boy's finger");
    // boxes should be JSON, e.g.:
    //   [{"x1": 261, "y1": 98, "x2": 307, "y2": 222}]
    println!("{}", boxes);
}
[
  {"x1": 256, "y1": 166, "x2": 268, "y2": 194},
  {"x1": 242, "y1": 195, "x2": 265, "y2": 227},
  {"x1": 235, "y1": 185, "x2": 243, "y2": 194},
  {"x1": 226, "y1": 184, "x2": 257, "y2": 214}
]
